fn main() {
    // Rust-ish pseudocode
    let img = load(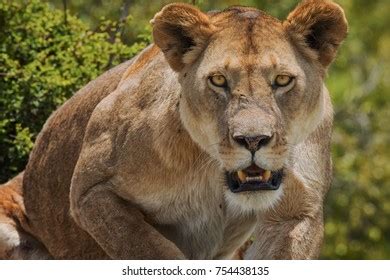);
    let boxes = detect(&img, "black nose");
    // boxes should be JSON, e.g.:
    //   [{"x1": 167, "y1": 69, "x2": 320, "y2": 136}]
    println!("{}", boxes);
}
[{"x1": 233, "y1": 134, "x2": 272, "y2": 153}]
